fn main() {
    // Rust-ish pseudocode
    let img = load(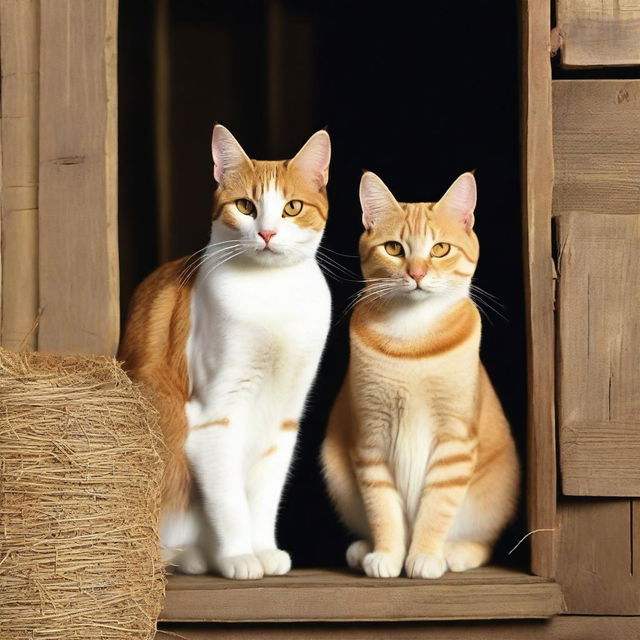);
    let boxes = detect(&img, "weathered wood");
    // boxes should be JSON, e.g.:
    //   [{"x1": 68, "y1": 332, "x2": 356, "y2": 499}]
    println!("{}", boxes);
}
[
  {"x1": 557, "y1": 499, "x2": 639, "y2": 613},
  {"x1": 559, "y1": 422, "x2": 640, "y2": 495},
  {"x1": 160, "y1": 568, "x2": 564, "y2": 623},
  {"x1": 553, "y1": 95, "x2": 640, "y2": 613},
  {"x1": 553, "y1": 80, "x2": 640, "y2": 219},
  {"x1": 556, "y1": 0, "x2": 640, "y2": 67},
  {"x1": 37, "y1": 0, "x2": 119, "y2": 355},
  {"x1": 520, "y1": 0, "x2": 557, "y2": 578},
  {"x1": 156, "y1": 615, "x2": 640, "y2": 640},
  {"x1": 556, "y1": 213, "x2": 640, "y2": 496},
  {"x1": 0, "y1": 0, "x2": 40, "y2": 350}
]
